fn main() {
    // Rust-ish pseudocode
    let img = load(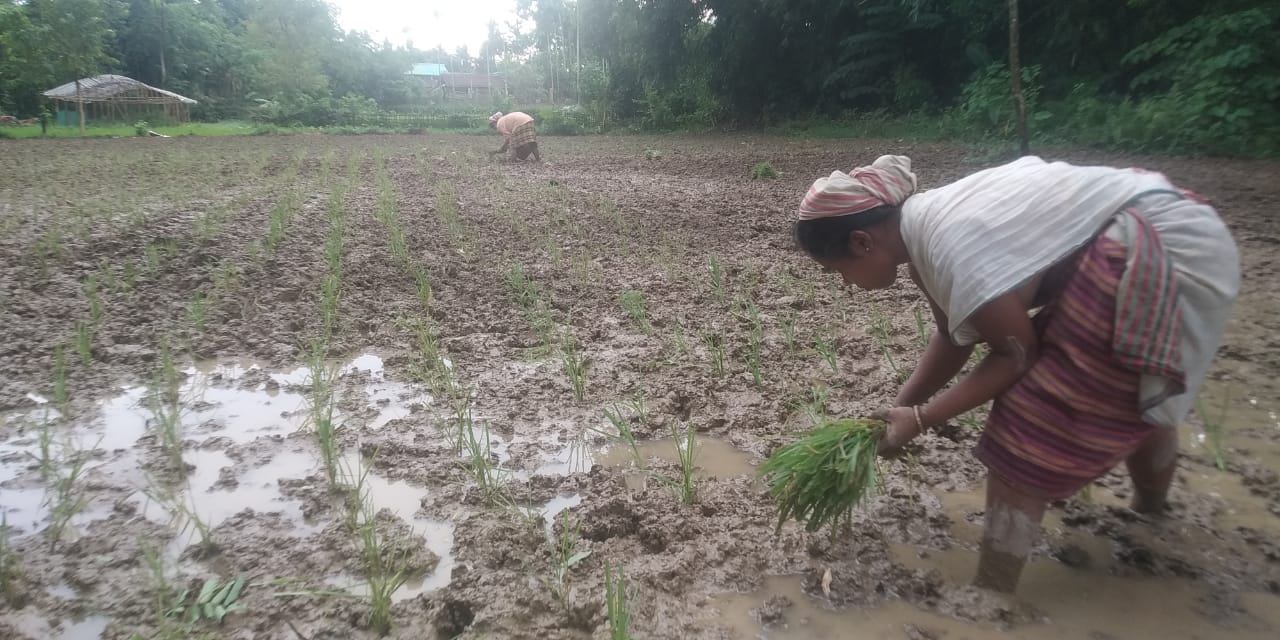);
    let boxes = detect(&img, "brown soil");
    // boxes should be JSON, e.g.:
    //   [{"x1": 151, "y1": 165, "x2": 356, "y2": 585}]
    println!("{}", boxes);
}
[{"x1": 0, "y1": 133, "x2": 1277, "y2": 639}]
